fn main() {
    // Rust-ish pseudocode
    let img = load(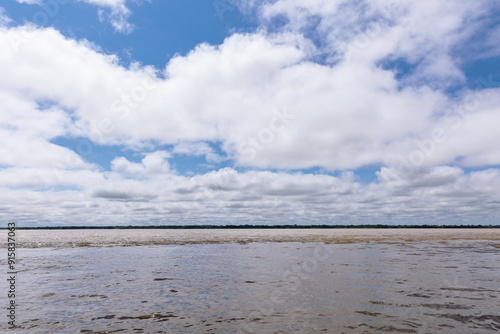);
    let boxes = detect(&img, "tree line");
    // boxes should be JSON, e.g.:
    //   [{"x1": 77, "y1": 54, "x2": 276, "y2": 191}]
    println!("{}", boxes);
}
[{"x1": 6, "y1": 224, "x2": 500, "y2": 230}]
